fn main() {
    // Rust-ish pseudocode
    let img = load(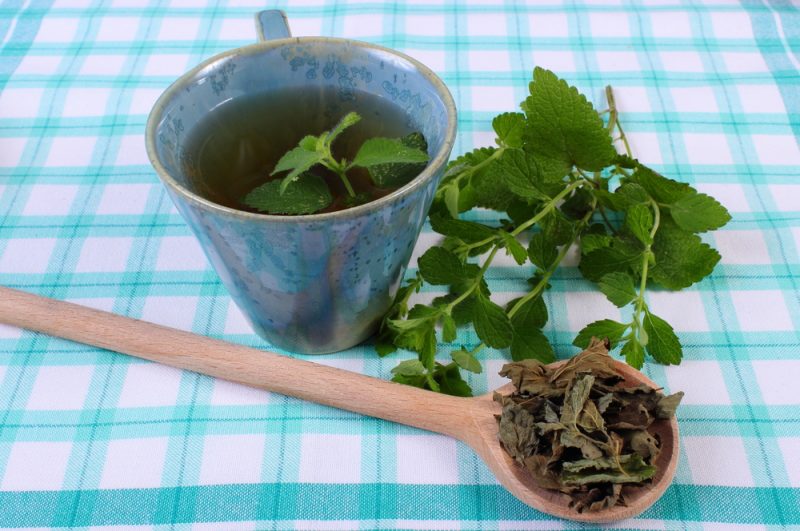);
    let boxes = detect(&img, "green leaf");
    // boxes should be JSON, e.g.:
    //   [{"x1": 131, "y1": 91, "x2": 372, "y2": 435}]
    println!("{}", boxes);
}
[
  {"x1": 451, "y1": 294, "x2": 476, "y2": 326},
  {"x1": 625, "y1": 203, "x2": 654, "y2": 245},
  {"x1": 441, "y1": 314, "x2": 457, "y2": 343},
  {"x1": 352, "y1": 137, "x2": 429, "y2": 168},
  {"x1": 511, "y1": 325, "x2": 555, "y2": 362},
  {"x1": 434, "y1": 363, "x2": 473, "y2": 397},
  {"x1": 528, "y1": 232, "x2": 558, "y2": 270},
  {"x1": 508, "y1": 295, "x2": 548, "y2": 329},
  {"x1": 452, "y1": 349, "x2": 482, "y2": 373},
  {"x1": 391, "y1": 359, "x2": 426, "y2": 376},
  {"x1": 470, "y1": 155, "x2": 515, "y2": 212},
  {"x1": 298, "y1": 135, "x2": 318, "y2": 151},
  {"x1": 669, "y1": 192, "x2": 731, "y2": 233},
  {"x1": 598, "y1": 272, "x2": 637, "y2": 307},
  {"x1": 390, "y1": 372, "x2": 428, "y2": 389},
  {"x1": 581, "y1": 233, "x2": 612, "y2": 254},
  {"x1": 243, "y1": 175, "x2": 332, "y2": 215},
  {"x1": 500, "y1": 232, "x2": 528, "y2": 265},
  {"x1": 271, "y1": 146, "x2": 324, "y2": 189},
  {"x1": 326, "y1": 111, "x2": 361, "y2": 143},
  {"x1": 650, "y1": 219, "x2": 721, "y2": 289},
  {"x1": 443, "y1": 184, "x2": 460, "y2": 218},
  {"x1": 643, "y1": 309, "x2": 682, "y2": 364},
  {"x1": 418, "y1": 247, "x2": 465, "y2": 285},
  {"x1": 429, "y1": 213, "x2": 497, "y2": 243},
  {"x1": 632, "y1": 165, "x2": 693, "y2": 204},
  {"x1": 621, "y1": 339, "x2": 645, "y2": 369},
  {"x1": 473, "y1": 293, "x2": 514, "y2": 349},
  {"x1": 367, "y1": 132, "x2": 429, "y2": 187},
  {"x1": 615, "y1": 182, "x2": 649, "y2": 207},
  {"x1": 496, "y1": 148, "x2": 552, "y2": 201},
  {"x1": 579, "y1": 237, "x2": 643, "y2": 282},
  {"x1": 492, "y1": 112, "x2": 526, "y2": 148},
  {"x1": 573, "y1": 319, "x2": 629, "y2": 349},
  {"x1": 522, "y1": 67, "x2": 616, "y2": 171}
]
